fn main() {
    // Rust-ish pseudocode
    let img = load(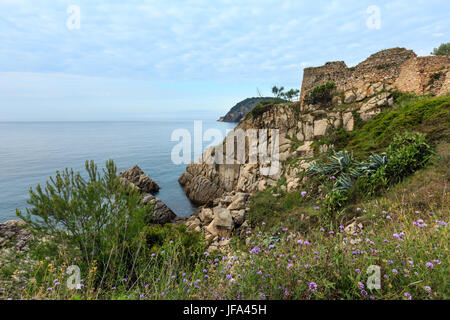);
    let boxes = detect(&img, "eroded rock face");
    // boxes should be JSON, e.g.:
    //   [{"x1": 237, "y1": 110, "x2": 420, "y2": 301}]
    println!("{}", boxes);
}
[
  {"x1": 120, "y1": 165, "x2": 160, "y2": 194},
  {"x1": 179, "y1": 104, "x2": 298, "y2": 206},
  {"x1": 178, "y1": 170, "x2": 224, "y2": 205}
]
